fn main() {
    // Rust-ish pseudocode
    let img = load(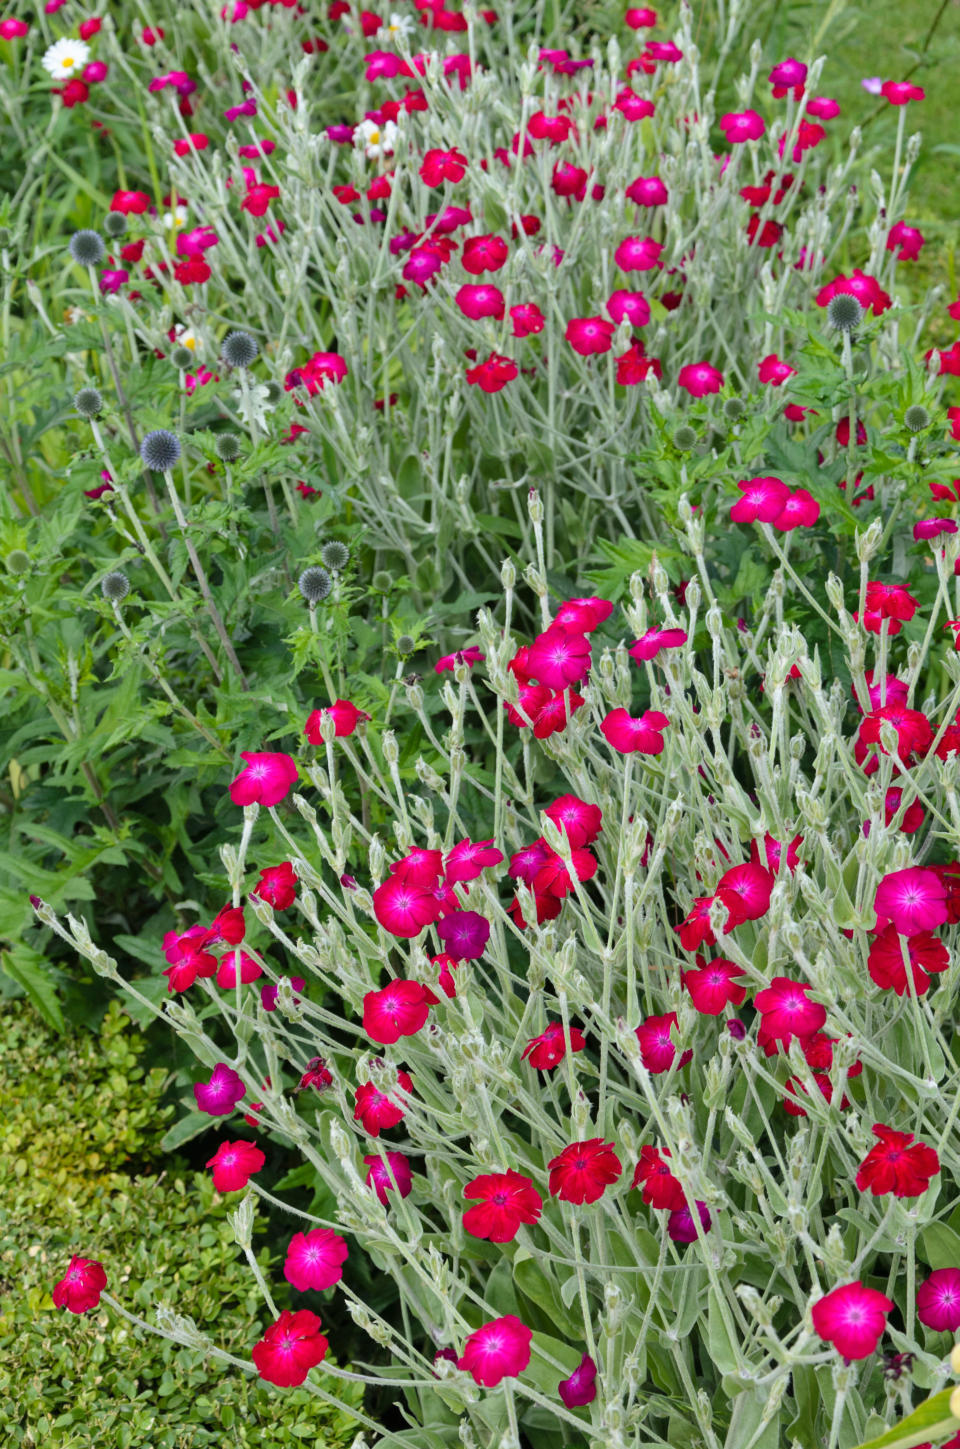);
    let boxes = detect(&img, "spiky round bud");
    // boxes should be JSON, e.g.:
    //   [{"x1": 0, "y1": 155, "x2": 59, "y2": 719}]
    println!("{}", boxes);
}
[
  {"x1": 74, "y1": 387, "x2": 103, "y2": 419},
  {"x1": 827, "y1": 293, "x2": 864, "y2": 333},
  {"x1": 264, "y1": 380, "x2": 282, "y2": 405},
  {"x1": 320, "y1": 541, "x2": 350, "y2": 571},
  {"x1": 372, "y1": 570, "x2": 393, "y2": 592},
  {"x1": 170, "y1": 346, "x2": 193, "y2": 370},
  {"x1": 396, "y1": 635, "x2": 416, "y2": 656},
  {"x1": 903, "y1": 404, "x2": 930, "y2": 433},
  {"x1": 215, "y1": 433, "x2": 241, "y2": 462},
  {"x1": 68, "y1": 230, "x2": 105, "y2": 266},
  {"x1": 4, "y1": 549, "x2": 30, "y2": 575},
  {"x1": 140, "y1": 429, "x2": 182, "y2": 471},
  {"x1": 101, "y1": 570, "x2": 130, "y2": 601},
  {"x1": 222, "y1": 330, "x2": 259, "y2": 368},
  {"x1": 298, "y1": 566, "x2": 332, "y2": 604},
  {"x1": 103, "y1": 212, "x2": 127, "y2": 239},
  {"x1": 673, "y1": 426, "x2": 697, "y2": 451},
  {"x1": 723, "y1": 398, "x2": 745, "y2": 422}
]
